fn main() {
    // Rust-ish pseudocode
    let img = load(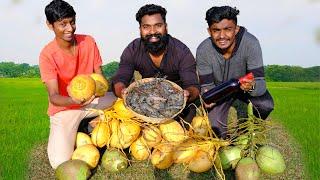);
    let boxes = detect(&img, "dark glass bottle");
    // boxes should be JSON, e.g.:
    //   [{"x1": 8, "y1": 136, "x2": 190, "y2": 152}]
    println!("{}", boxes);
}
[{"x1": 202, "y1": 72, "x2": 254, "y2": 104}]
